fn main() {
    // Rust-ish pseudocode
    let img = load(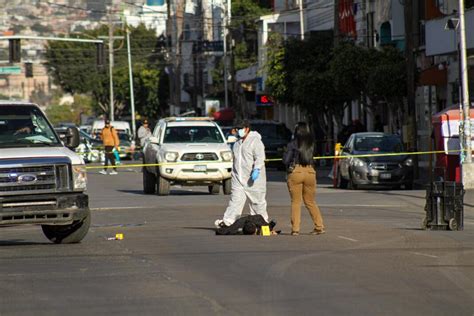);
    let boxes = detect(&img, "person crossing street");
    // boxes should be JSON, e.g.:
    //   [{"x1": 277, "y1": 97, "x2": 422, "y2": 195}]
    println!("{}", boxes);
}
[{"x1": 99, "y1": 119, "x2": 120, "y2": 175}]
